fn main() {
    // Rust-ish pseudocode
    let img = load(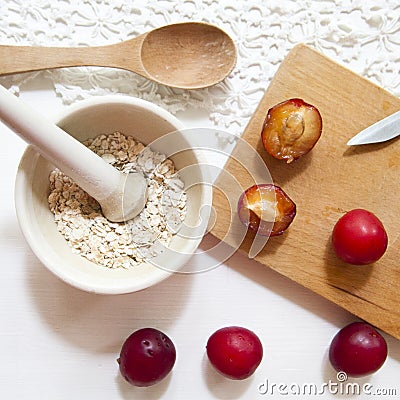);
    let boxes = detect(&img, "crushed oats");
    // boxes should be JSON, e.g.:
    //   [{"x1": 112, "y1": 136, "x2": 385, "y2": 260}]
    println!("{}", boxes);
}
[{"x1": 48, "y1": 131, "x2": 187, "y2": 269}]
